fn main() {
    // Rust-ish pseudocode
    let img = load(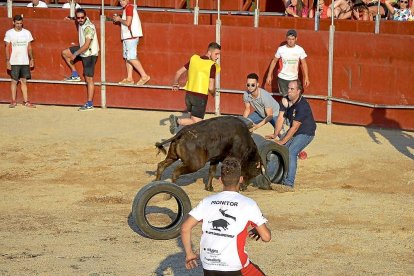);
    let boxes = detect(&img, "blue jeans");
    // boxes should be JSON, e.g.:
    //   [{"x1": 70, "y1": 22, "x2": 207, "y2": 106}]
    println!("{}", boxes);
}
[
  {"x1": 283, "y1": 134, "x2": 314, "y2": 187},
  {"x1": 248, "y1": 112, "x2": 277, "y2": 127}
]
